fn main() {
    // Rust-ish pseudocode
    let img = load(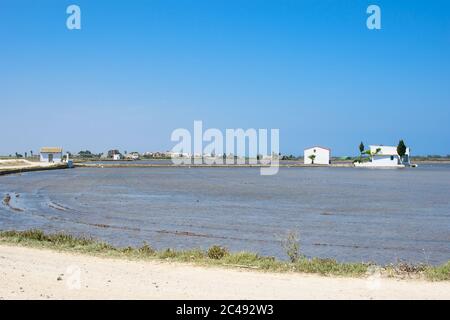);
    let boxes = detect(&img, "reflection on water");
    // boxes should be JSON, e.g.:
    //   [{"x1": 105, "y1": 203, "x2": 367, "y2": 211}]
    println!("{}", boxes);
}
[{"x1": 0, "y1": 165, "x2": 449, "y2": 265}]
